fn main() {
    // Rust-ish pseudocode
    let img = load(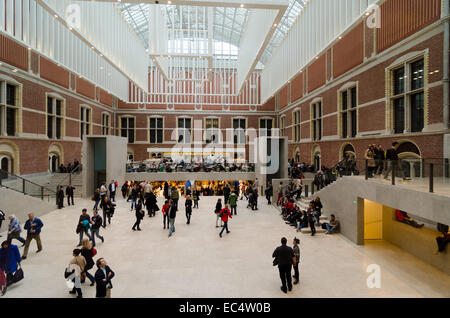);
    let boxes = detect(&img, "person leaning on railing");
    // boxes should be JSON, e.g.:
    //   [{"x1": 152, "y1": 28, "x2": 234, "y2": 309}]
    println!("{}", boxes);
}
[{"x1": 384, "y1": 142, "x2": 410, "y2": 181}]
